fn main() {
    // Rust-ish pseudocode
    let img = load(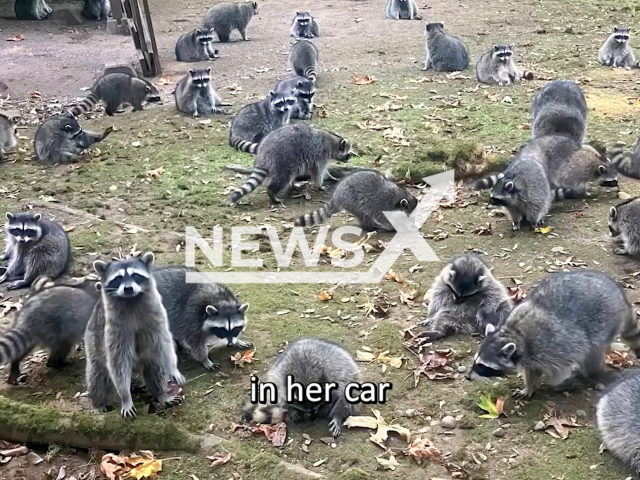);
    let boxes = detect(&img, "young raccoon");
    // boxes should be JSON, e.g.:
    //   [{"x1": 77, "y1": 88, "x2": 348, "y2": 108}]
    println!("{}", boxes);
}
[
  {"x1": 68, "y1": 73, "x2": 162, "y2": 116},
  {"x1": 474, "y1": 141, "x2": 552, "y2": 231},
  {"x1": 1, "y1": 212, "x2": 70, "y2": 290},
  {"x1": 609, "y1": 197, "x2": 640, "y2": 256},
  {"x1": 274, "y1": 76, "x2": 315, "y2": 120},
  {"x1": 35, "y1": 114, "x2": 113, "y2": 163},
  {"x1": 609, "y1": 138, "x2": 640, "y2": 180},
  {"x1": 290, "y1": 11, "x2": 320, "y2": 38},
  {"x1": 596, "y1": 373, "x2": 640, "y2": 475},
  {"x1": 85, "y1": 253, "x2": 186, "y2": 417},
  {"x1": 289, "y1": 39, "x2": 319, "y2": 84},
  {"x1": 598, "y1": 26, "x2": 640, "y2": 69},
  {"x1": 82, "y1": 0, "x2": 110, "y2": 20},
  {"x1": 152, "y1": 265, "x2": 251, "y2": 371},
  {"x1": 531, "y1": 80, "x2": 587, "y2": 144},
  {"x1": 175, "y1": 68, "x2": 231, "y2": 118},
  {"x1": 203, "y1": 1, "x2": 258, "y2": 42},
  {"x1": 15, "y1": 0, "x2": 51, "y2": 20},
  {"x1": 102, "y1": 65, "x2": 139, "y2": 78},
  {"x1": 175, "y1": 28, "x2": 220, "y2": 62},
  {"x1": 423, "y1": 23, "x2": 469, "y2": 72},
  {"x1": 470, "y1": 270, "x2": 640, "y2": 397},
  {"x1": 0, "y1": 113, "x2": 18, "y2": 161},
  {"x1": 230, "y1": 124, "x2": 353, "y2": 205},
  {"x1": 0, "y1": 278, "x2": 99, "y2": 384},
  {"x1": 386, "y1": 0, "x2": 421, "y2": 20},
  {"x1": 241, "y1": 338, "x2": 361, "y2": 437},
  {"x1": 295, "y1": 171, "x2": 417, "y2": 231},
  {"x1": 419, "y1": 254, "x2": 513, "y2": 342},
  {"x1": 476, "y1": 44, "x2": 534, "y2": 85},
  {"x1": 228, "y1": 91, "x2": 296, "y2": 154}
]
